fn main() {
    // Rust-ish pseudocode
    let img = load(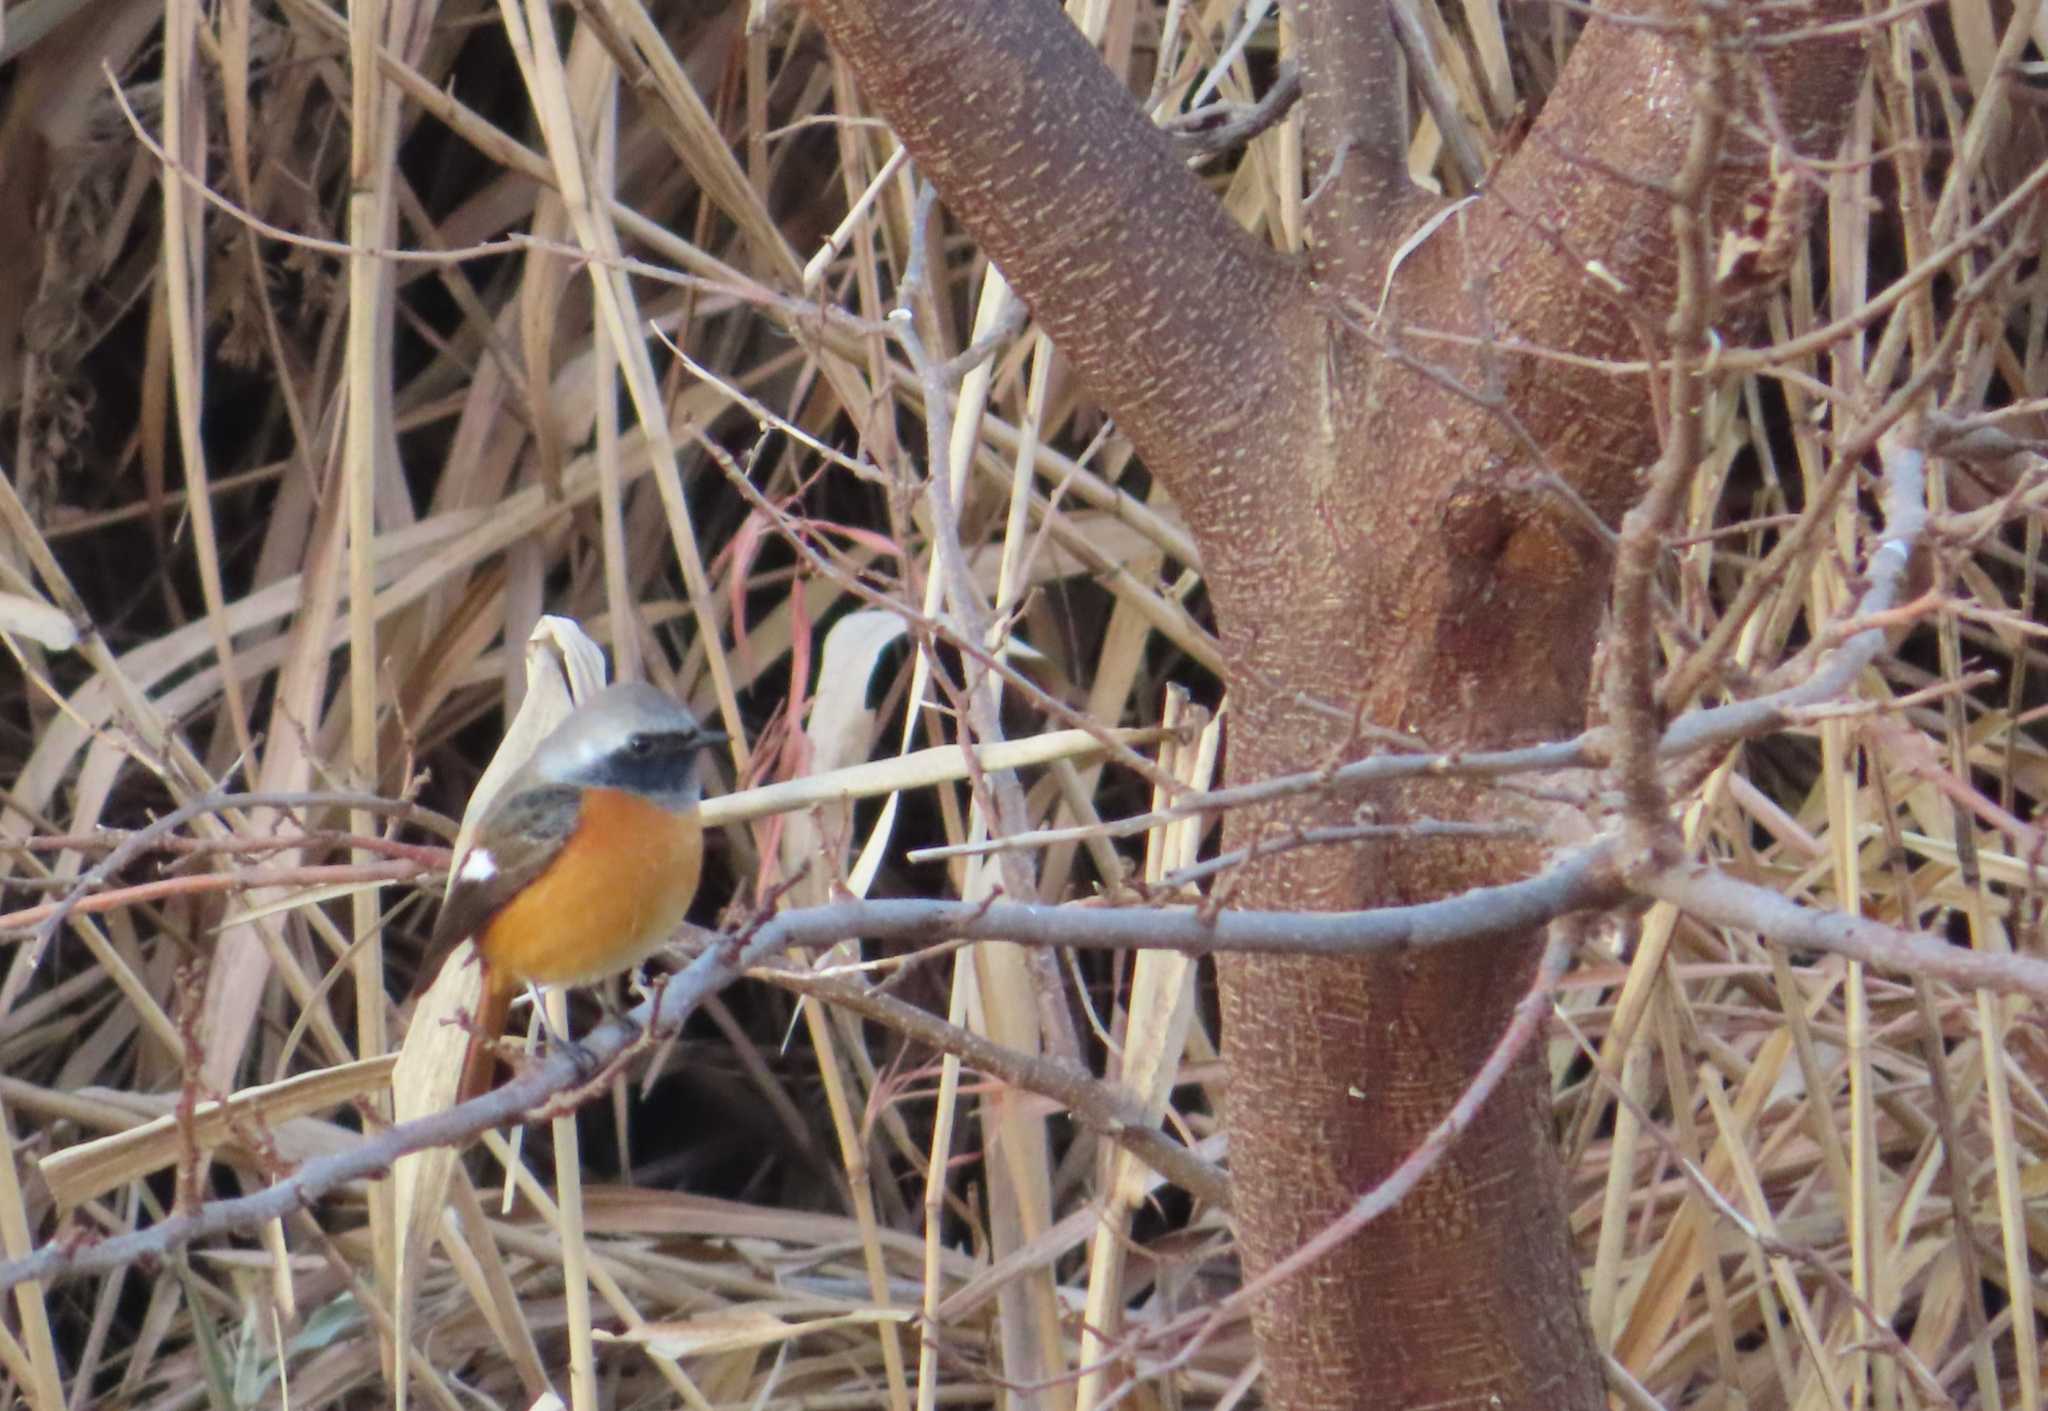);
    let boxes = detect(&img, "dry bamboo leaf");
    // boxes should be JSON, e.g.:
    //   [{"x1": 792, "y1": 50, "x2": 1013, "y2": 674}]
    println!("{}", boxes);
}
[
  {"x1": 779, "y1": 609, "x2": 907, "y2": 886},
  {"x1": 702, "y1": 727, "x2": 1167, "y2": 829},
  {"x1": 604, "y1": 1307, "x2": 914, "y2": 1359},
  {"x1": 37, "y1": 1057, "x2": 398, "y2": 1211},
  {"x1": 0, "y1": 593, "x2": 78, "y2": 651},
  {"x1": 0, "y1": 1091, "x2": 65, "y2": 1408},
  {"x1": 1075, "y1": 688, "x2": 1213, "y2": 1411},
  {"x1": 392, "y1": 616, "x2": 604, "y2": 1411}
]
